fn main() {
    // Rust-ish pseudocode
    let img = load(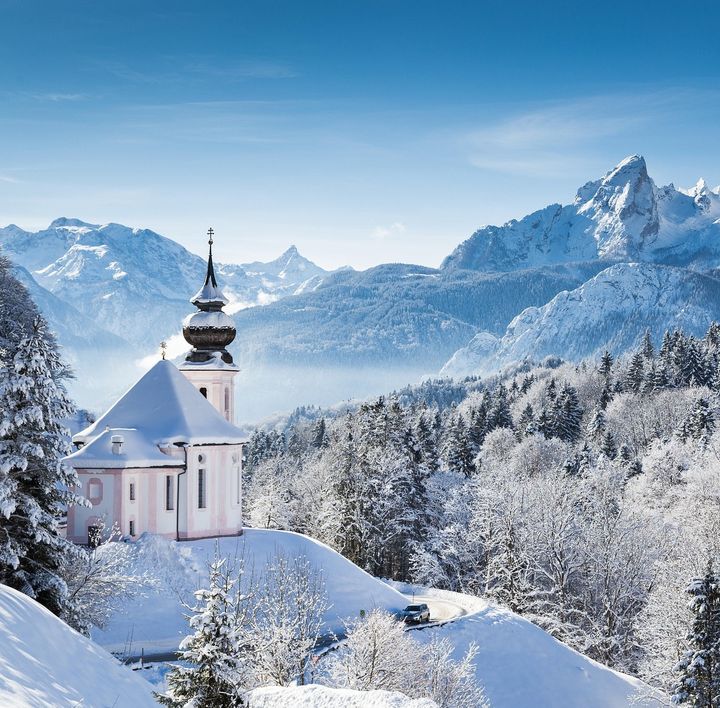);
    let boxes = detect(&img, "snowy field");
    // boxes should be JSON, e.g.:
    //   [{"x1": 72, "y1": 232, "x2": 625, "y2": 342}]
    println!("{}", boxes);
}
[
  {"x1": 94, "y1": 528, "x2": 409, "y2": 655},
  {"x1": 0, "y1": 584, "x2": 156, "y2": 708}
]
